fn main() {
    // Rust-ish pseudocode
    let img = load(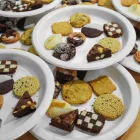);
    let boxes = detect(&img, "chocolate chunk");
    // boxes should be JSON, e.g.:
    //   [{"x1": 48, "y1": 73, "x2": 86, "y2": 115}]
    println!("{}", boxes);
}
[
  {"x1": 13, "y1": 92, "x2": 36, "y2": 118},
  {"x1": 61, "y1": 0, "x2": 79, "y2": 5},
  {"x1": 76, "y1": 110, "x2": 105, "y2": 134},
  {"x1": 55, "y1": 67, "x2": 77, "y2": 84},
  {"x1": 53, "y1": 81, "x2": 61, "y2": 99},
  {"x1": 50, "y1": 109, "x2": 78, "y2": 132},
  {"x1": 87, "y1": 44, "x2": 112, "y2": 62},
  {"x1": 0, "y1": 60, "x2": 18, "y2": 74},
  {"x1": 129, "y1": 43, "x2": 138, "y2": 56},
  {"x1": 53, "y1": 43, "x2": 76, "y2": 61},
  {"x1": 0, "y1": 79, "x2": 14, "y2": 95},
  {"x1": 104, "y1": 22, "x2": 123, "y2": 38}
]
